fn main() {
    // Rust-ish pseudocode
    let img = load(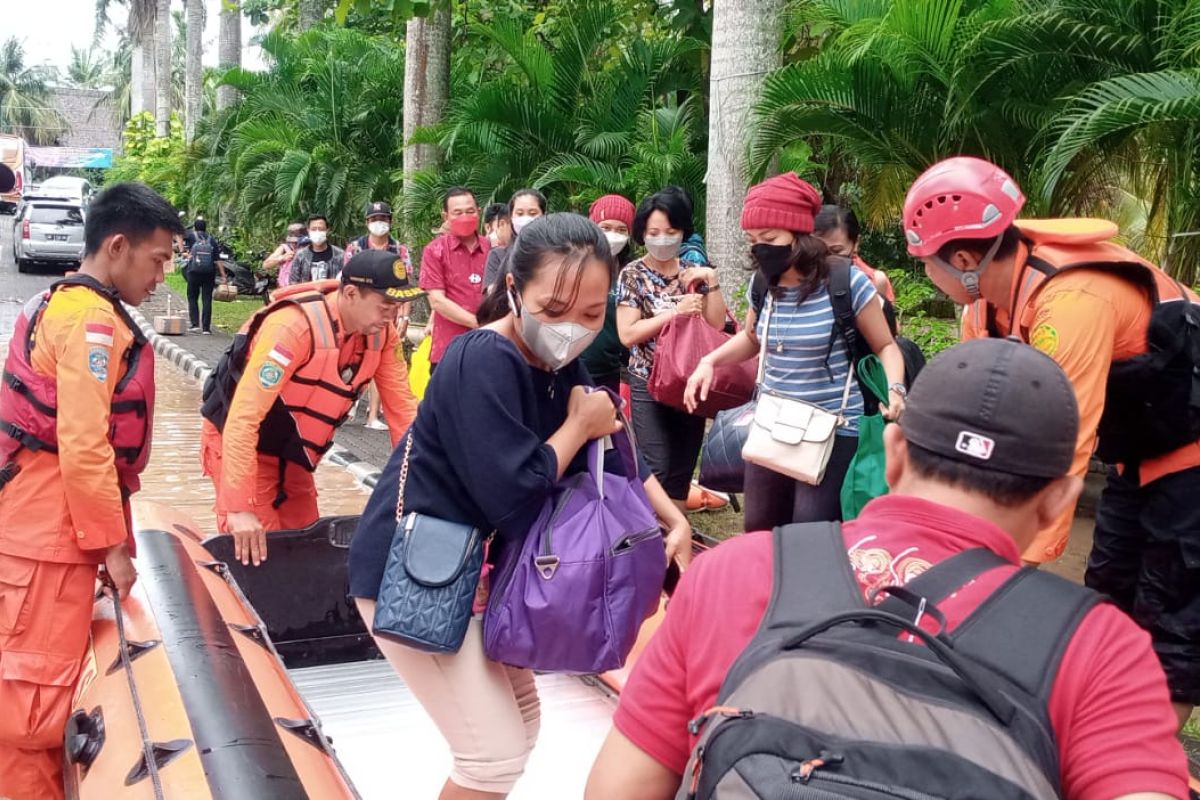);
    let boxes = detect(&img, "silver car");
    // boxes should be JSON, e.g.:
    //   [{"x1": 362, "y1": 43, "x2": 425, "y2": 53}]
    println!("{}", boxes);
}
[{"x1": 13, "y1": 200, "x2": 85, "y2": 273}]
